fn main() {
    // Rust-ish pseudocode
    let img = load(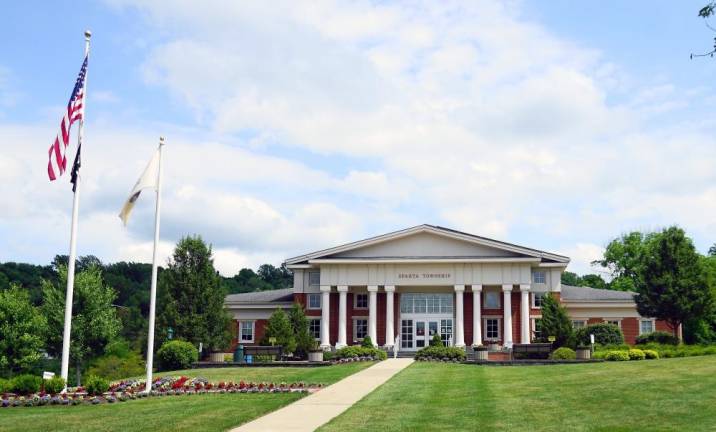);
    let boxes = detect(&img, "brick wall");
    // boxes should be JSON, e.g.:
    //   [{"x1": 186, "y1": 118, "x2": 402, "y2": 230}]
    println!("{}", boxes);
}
[
  {"x1": 464, "y1": 292, "x2": 474, "y2": 346},
  {"x1": 229, "y1": 318, "x2": 268, "y2": 351}
]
